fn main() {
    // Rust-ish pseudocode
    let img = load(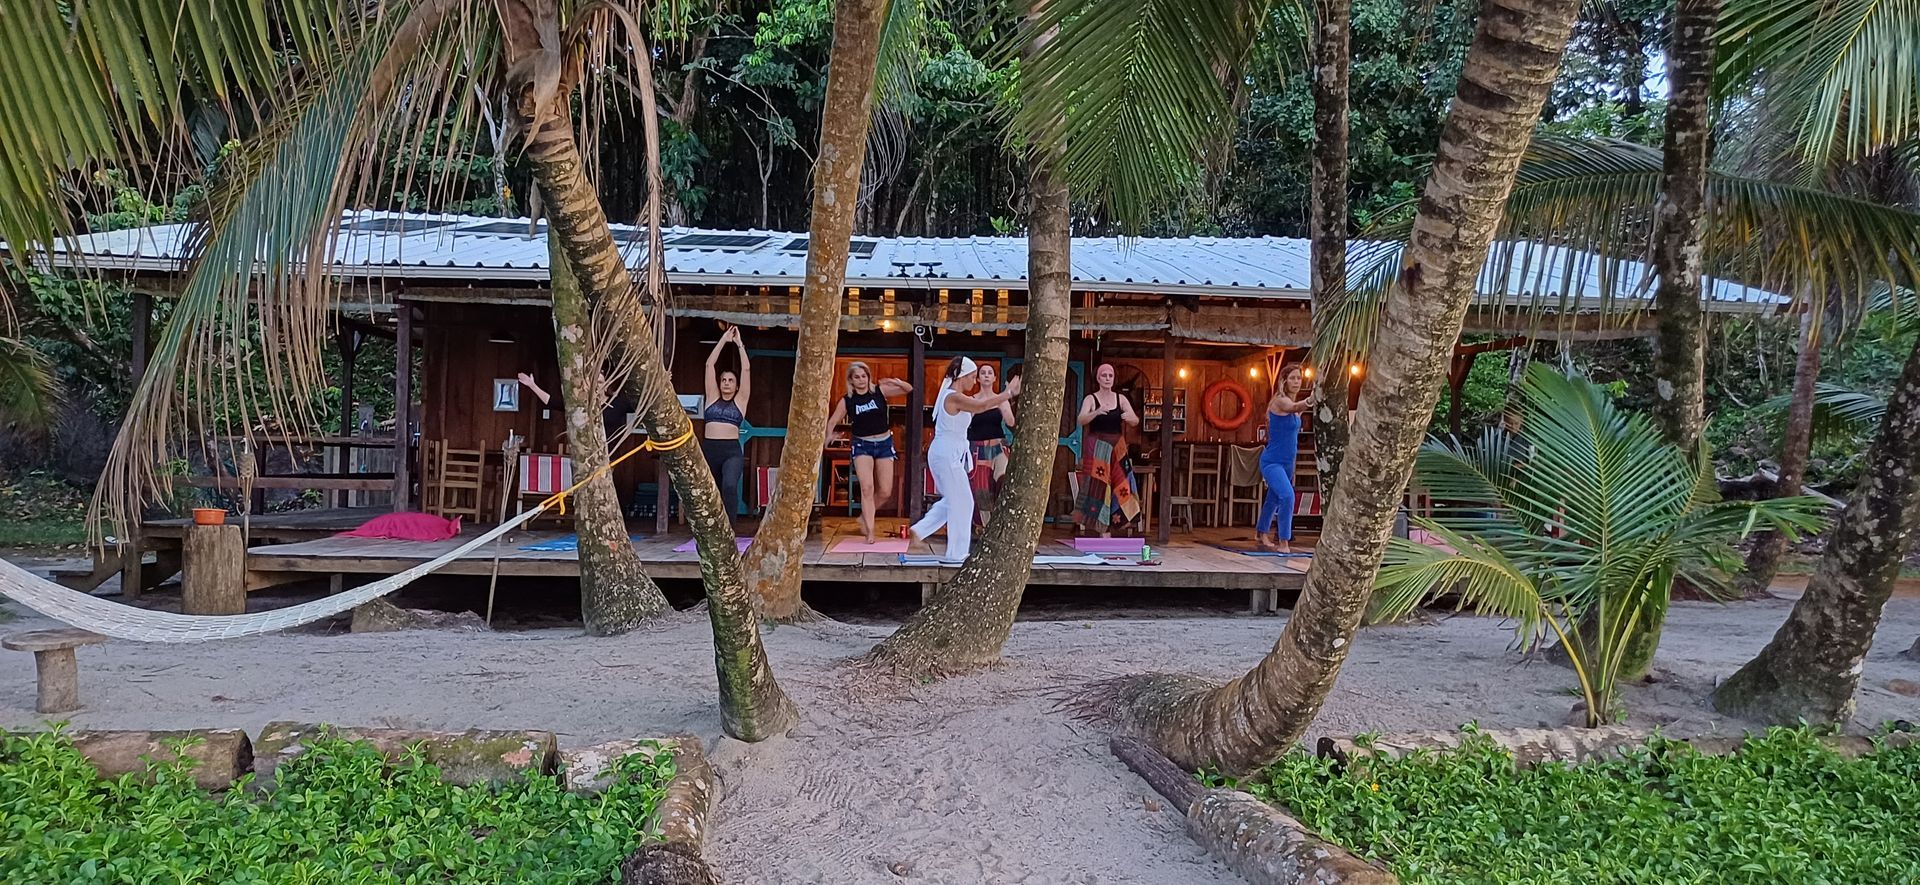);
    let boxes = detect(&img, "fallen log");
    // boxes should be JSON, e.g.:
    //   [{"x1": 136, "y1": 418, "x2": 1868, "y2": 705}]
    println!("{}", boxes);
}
[
  {"x1": 66, "y1": 729, "x2": 254, "y2": 792},
  {"x1": 619, "y1": 736, "x2": 721, "y2": 885},
  {"x1": 1317, "y1": 726, "x2": 1919, "y2": 768},
  {"x1": 1112, "y1": 737, "x2": 1394, "y2": 885}
]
